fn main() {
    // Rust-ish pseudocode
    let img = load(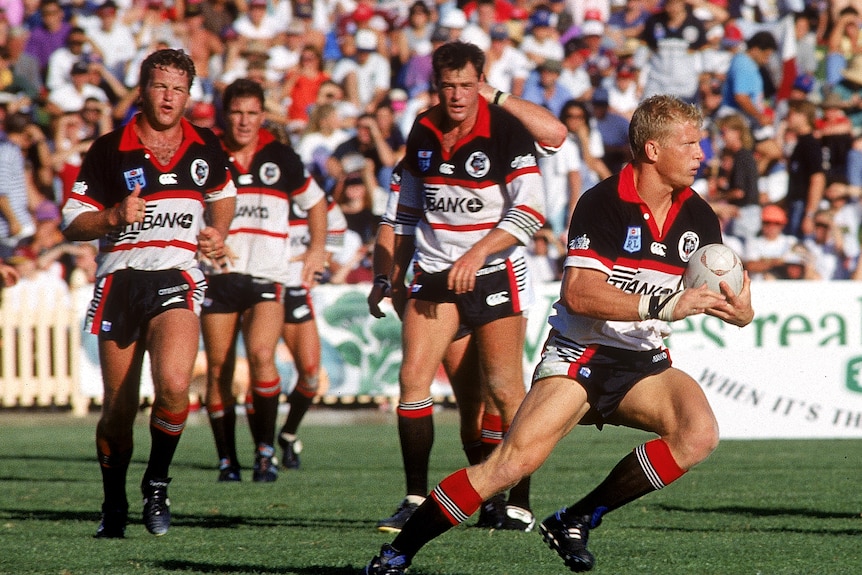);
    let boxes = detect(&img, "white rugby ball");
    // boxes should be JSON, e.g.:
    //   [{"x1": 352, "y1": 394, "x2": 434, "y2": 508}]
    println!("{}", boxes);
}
[{"x1": 683, "y1": 243, "x2": 744, "y2": 294}]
